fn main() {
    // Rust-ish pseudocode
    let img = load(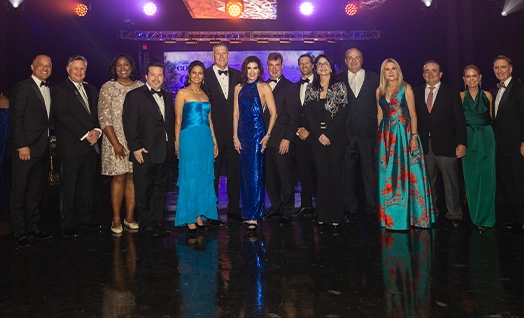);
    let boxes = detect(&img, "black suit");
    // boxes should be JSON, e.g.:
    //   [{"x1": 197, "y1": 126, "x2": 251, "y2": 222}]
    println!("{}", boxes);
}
[
  {"x1": 52, "y1": 79, "x2": 101, "y2": 230},
  {"x1": 205, "y1": 65, "x2": 241, "y2": 216},
  {"x1": 336, "y1": 70, "x2": 379, "y2": 216},
  {"x1": 123, "y1": 85, "x2": 174, "y2": 228},
  {"x1": 8, "y1": 77, "x2": 51, "y2": 238},
  {"x1": 491, "y1": 78, "x2": 524, "y2": 223},
  {"x1": 414, "y1": 83, "x2": 466, "y2": 220},
  {"x1": 292, "y1": 78, "x2": 316, "y2": 208},
  {"x1": 263, "y1": 76, "x2": 296, "y2": 217}
]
